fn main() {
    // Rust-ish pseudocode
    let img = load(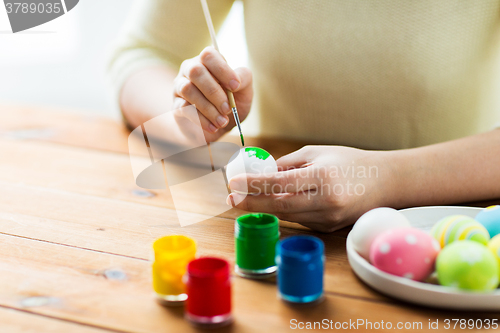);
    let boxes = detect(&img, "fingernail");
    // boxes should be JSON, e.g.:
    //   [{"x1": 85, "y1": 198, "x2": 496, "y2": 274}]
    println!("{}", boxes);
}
[
  {"x1": 230, "y1": 192, "x2": 245, "y2": 205},
  {"x1": 226, "y1": 194, "x2": 233, "y2": 206},
  {"x1": 217, "y1": 115, "x2": 229, "y2": 127},
  {"x1": 208, "y1": 123, "x2": 218, "y2": 133},
  {"x1": 221, "y1": 102, "x2": 231, "y2": 114},
  {"x1": 229, "y1": 177, "x2": 244, "y2": 192},
  {"x1": 229, "y1": 79, "x2": 240, "y2": 91}
]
